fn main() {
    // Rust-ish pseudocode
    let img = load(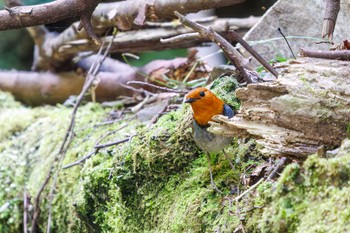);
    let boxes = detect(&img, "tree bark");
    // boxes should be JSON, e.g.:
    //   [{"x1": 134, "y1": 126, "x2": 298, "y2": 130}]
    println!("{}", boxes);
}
[{"x1": 209, "y1": 58, "x2": 350, "y2": 159}]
